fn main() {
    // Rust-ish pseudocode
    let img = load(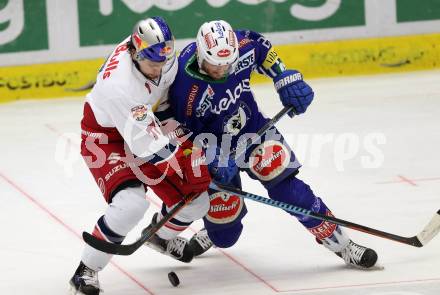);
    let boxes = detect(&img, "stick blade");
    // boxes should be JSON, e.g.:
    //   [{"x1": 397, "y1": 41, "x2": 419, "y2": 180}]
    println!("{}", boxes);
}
[
  {"x1": 65, "y1": 80, "x2": 96, "y2": 92},
  {"x1": 416, "y1": 210, "x2": 440, "y2": 246},
  {"x1": 82, "y1": 231, "x2": 137, "y2": 255}
]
